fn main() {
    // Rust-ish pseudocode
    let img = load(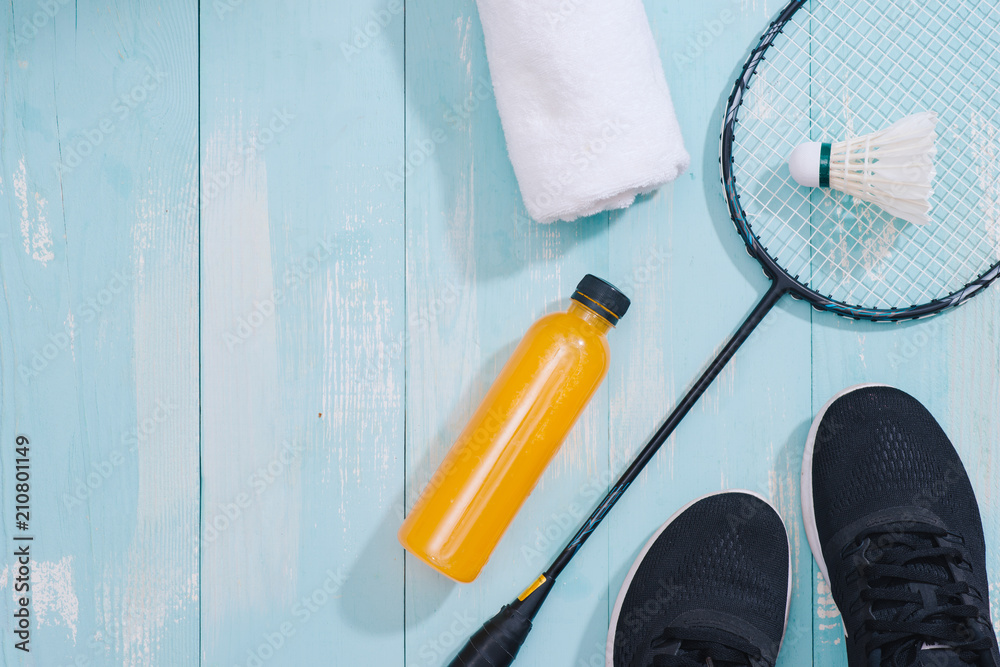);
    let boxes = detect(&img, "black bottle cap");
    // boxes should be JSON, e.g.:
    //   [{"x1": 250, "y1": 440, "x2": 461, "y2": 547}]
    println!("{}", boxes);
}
[{"x1": 571, "y1": 274, "x2": 630, "y2": 325}]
